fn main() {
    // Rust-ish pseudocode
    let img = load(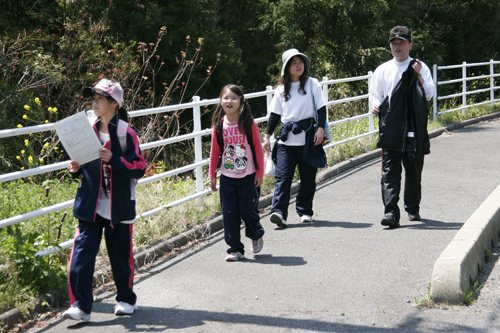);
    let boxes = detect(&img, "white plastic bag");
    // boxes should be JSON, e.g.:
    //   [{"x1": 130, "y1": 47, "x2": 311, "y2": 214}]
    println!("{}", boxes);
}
[{"x1": 264, "y1": 153, "x2": 276, "y2": 178}]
